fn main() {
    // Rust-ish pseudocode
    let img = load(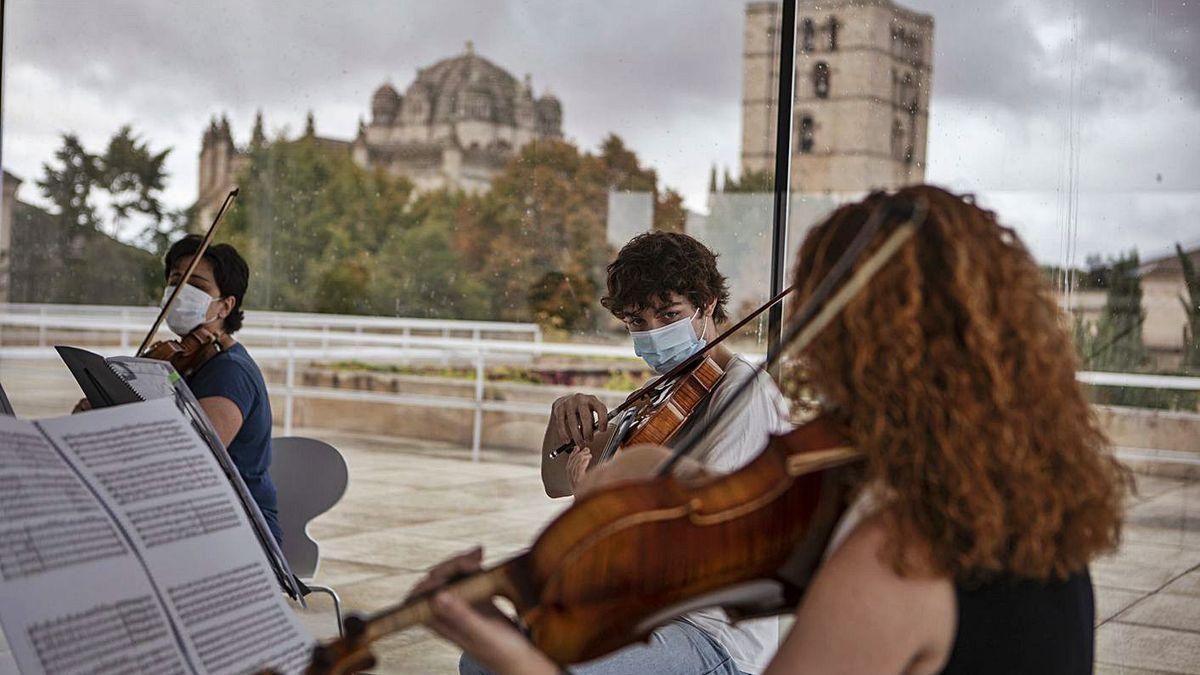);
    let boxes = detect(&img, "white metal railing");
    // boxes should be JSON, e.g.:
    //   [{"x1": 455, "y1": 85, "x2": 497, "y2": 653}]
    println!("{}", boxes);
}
[
  {"x1": 0, "y1": 302, "x2": 543, "y2": 348},
  {"x1": 0, "y1": 304, "x2": 1196, "y2": 461}
]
